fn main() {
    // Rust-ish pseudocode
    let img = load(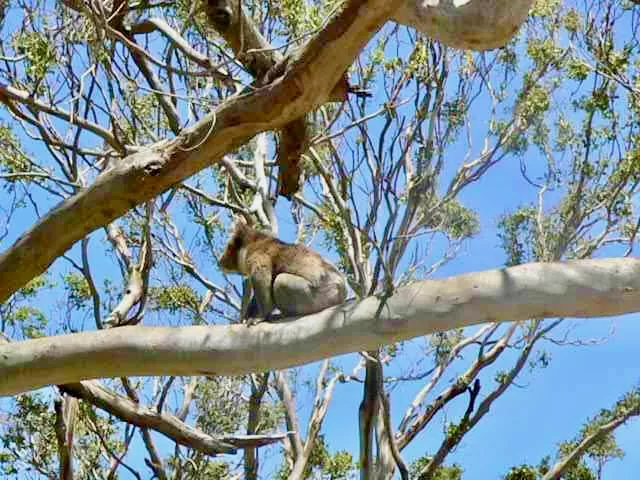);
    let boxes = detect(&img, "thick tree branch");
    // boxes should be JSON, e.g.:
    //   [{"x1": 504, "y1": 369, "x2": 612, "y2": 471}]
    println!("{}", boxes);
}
[
  {"x1": 203, "y1": 0, "x2": 347, "y2": 197},
  {"x1": 1, "y1": 258, "x2": 639, "y2": 396},
  {"x1": 0, "y1": 0, "x2": 403, "y2": 304},
  {"x1": 392, "y1": 0, "x2": 534, "y2": 51}
]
